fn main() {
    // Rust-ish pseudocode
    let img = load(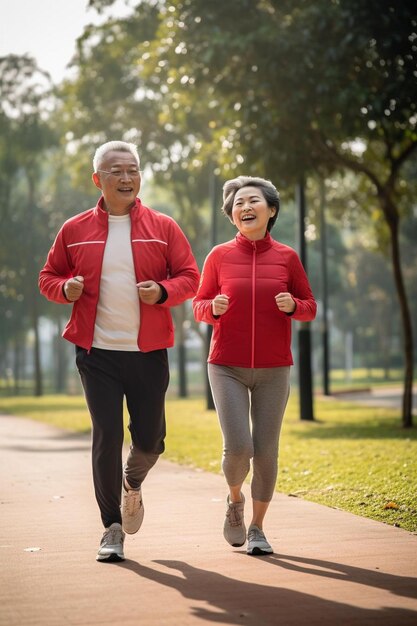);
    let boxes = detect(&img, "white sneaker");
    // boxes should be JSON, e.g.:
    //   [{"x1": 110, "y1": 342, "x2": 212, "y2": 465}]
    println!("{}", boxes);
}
[
  {"x1": 223, "y1": 494, "x2": 246, "y2": 547},
  {"x1": 96, "y1": 523, "x2": 125, "y2": 562},
  {"x1": 246, "y1": 525, "x2": 273, "y2": 555},
  {"x1": 121, "y1": 484, "x2": 144, "y2": 534}
]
